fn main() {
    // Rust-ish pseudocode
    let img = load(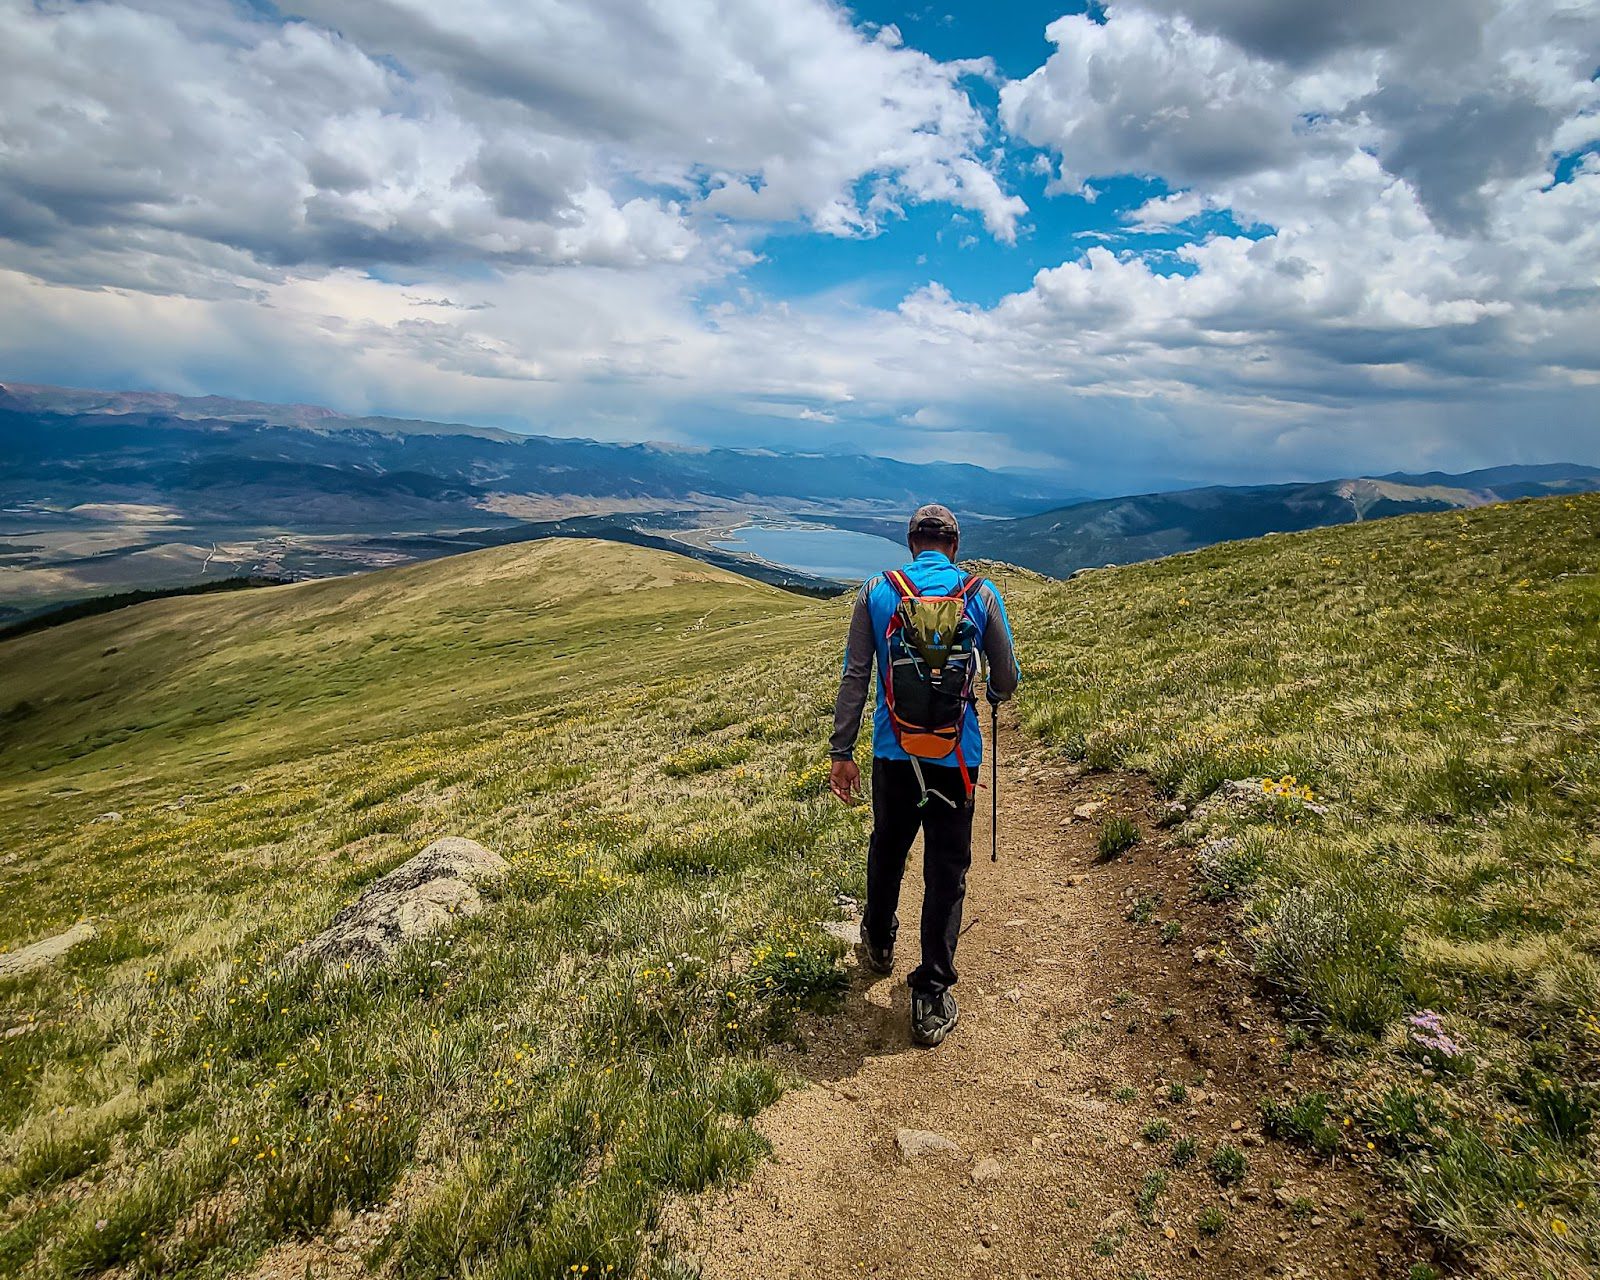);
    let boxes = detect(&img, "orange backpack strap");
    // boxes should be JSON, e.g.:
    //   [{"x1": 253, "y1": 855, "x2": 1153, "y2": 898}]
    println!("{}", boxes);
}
[{"x1": 961, "y1": 572, "x2": 986, "y2": 599}]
